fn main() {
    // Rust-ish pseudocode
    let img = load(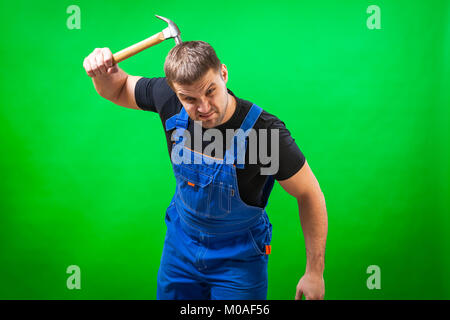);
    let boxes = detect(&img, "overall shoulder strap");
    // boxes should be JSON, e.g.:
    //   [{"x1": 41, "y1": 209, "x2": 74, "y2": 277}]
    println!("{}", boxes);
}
[
  {"x1": 165, "y1": 106, "x2": 189, "y2": 131},
  {"x1": 224, "y1": 104, "x2": 263, "y2": 168},
  {"x1": 239, "y1": 104, "x2": 263, "y2": 132}
]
